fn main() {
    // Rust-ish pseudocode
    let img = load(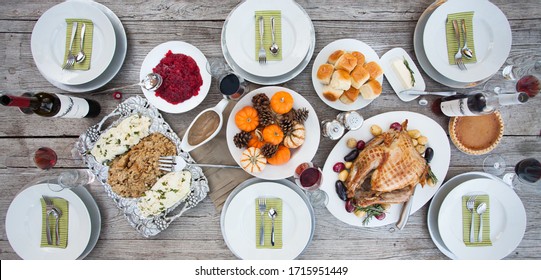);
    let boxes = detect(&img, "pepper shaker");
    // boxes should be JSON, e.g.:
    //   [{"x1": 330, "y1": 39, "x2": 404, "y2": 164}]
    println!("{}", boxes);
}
[
  {"x1": 336, "y1": 110, "x2": 364, "y2": 131},
  {"x1": 321, "y1": 119, "x2": 345, "y2": 140}
]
